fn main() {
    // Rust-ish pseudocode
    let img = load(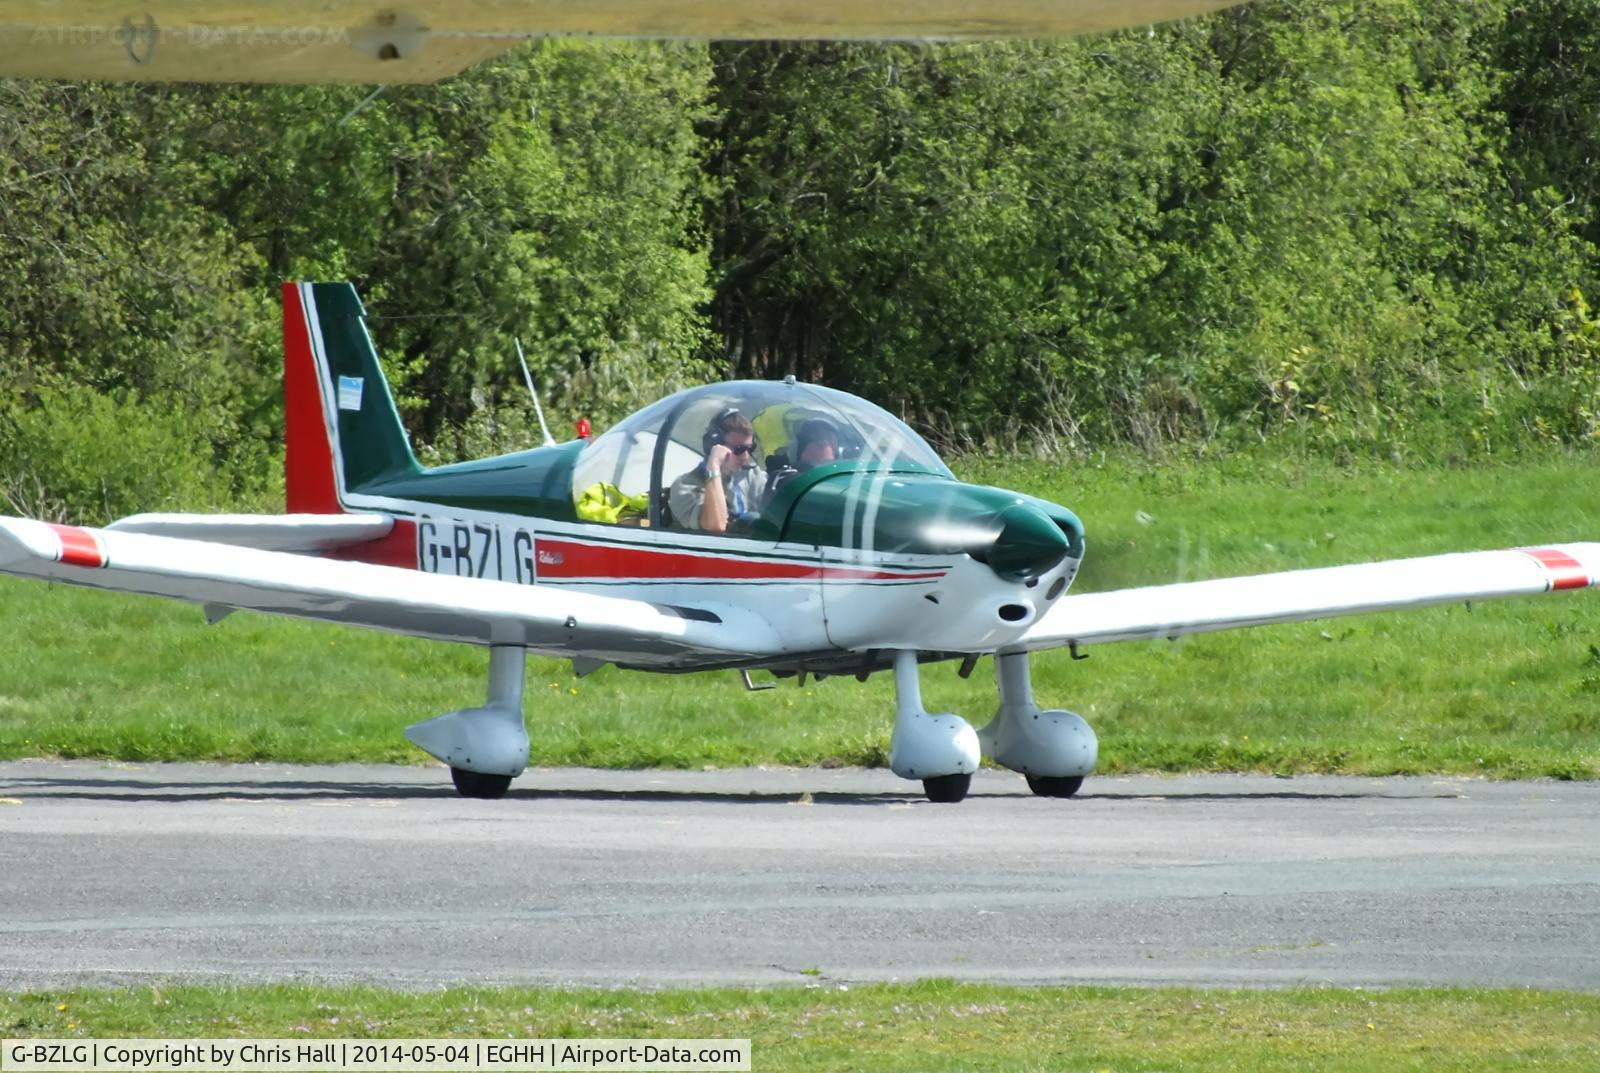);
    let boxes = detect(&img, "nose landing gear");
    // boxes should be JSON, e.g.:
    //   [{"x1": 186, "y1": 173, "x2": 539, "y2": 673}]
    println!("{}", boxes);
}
[{"x1": 888, "y1": 650, "x2": 981, "y2": 803}]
